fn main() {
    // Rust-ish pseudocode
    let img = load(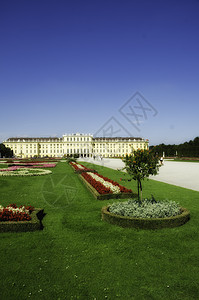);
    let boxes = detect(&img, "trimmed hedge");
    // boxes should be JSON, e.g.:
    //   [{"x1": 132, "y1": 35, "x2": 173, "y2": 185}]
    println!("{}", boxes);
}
[
  {"x1": 101, "y1": 205, "x2": 190, "y2": 229},
  {"x1": 0, "y1": 209, "x2": 45, "y2": 233}
]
